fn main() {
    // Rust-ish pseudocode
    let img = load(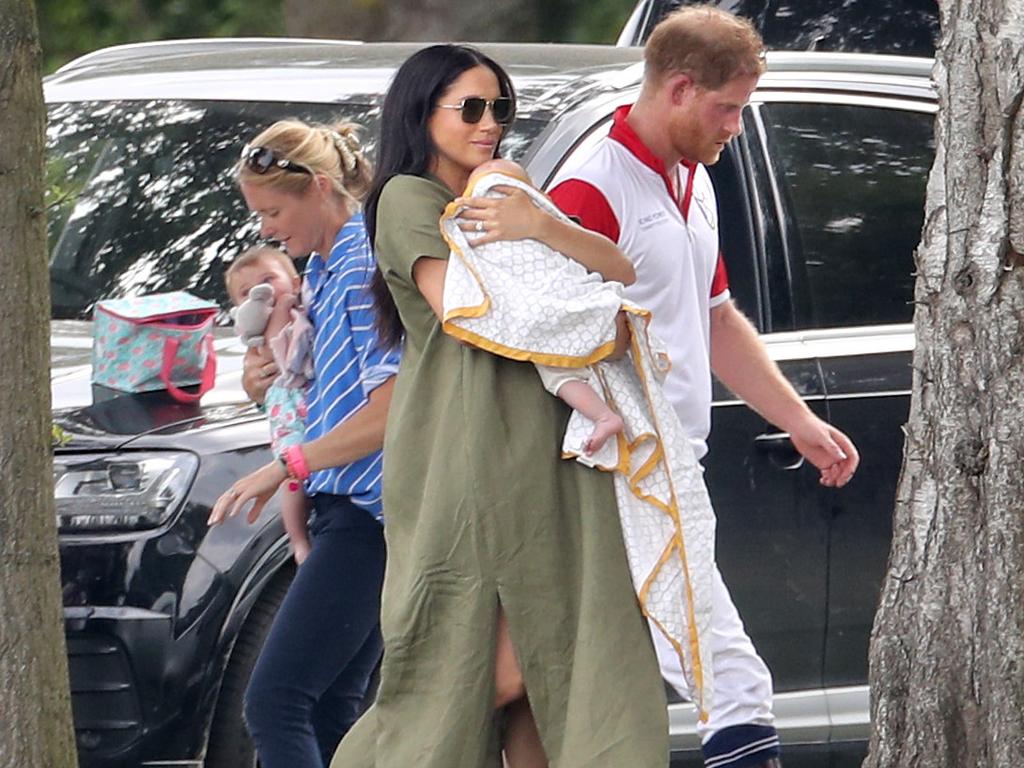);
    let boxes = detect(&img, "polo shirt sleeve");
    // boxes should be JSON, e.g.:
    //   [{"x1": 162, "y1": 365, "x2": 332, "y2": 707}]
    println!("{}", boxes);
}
[
  {"x1": 710, "y1": 252, "x2": 731, "y2": 306},
  {"x1": 345, "y1": 274, "x2": 400, "y2": 396},
  {"x1": 548, "y1": 179, "x2": 621, "y2": 244},
  {"x1": 375, "y1": 174, "x2": 454, "y2": 285}
]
